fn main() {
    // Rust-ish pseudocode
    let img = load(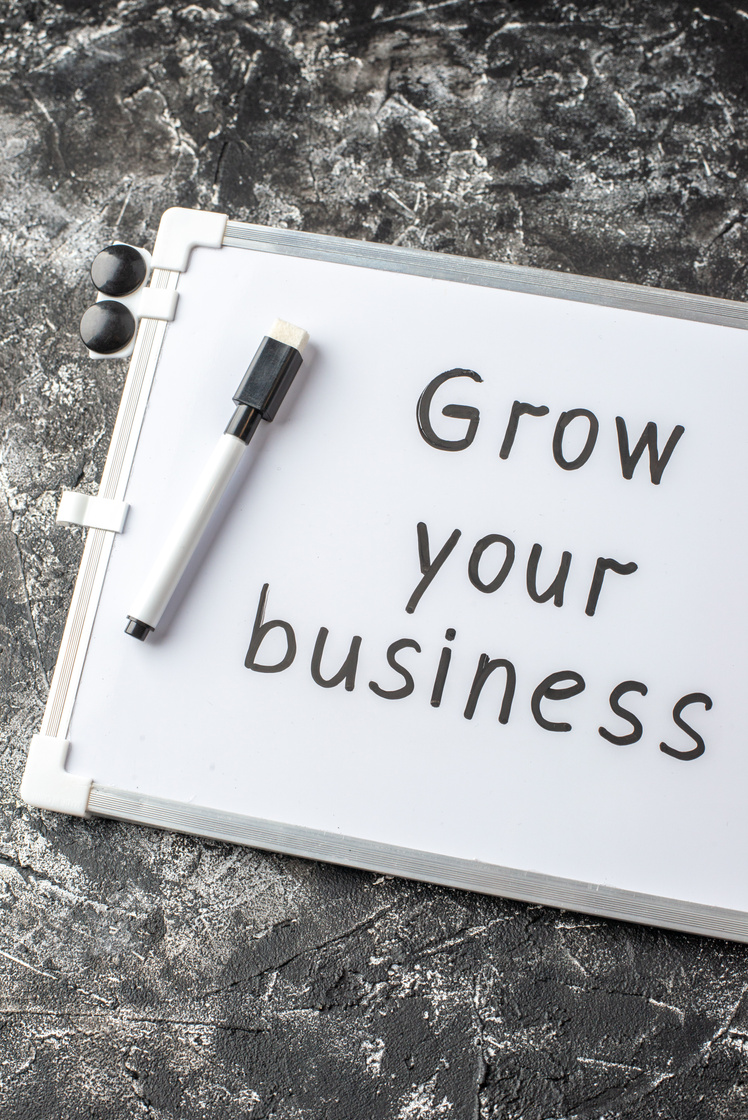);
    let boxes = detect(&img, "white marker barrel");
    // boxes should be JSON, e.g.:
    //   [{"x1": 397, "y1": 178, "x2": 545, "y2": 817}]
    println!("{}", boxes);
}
[
  {"x1": 126, "y1": 320, "x2": 307, "y2": 640},
  {"x1": 128, "y1": 433, "x2": 246, "y2": 630}
]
